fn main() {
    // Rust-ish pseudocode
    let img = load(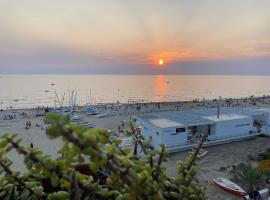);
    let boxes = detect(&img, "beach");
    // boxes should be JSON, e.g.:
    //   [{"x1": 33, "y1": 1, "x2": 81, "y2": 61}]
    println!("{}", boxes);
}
[{"x1": 1, "y1": 97, "x2": 270, "y2": 200}]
